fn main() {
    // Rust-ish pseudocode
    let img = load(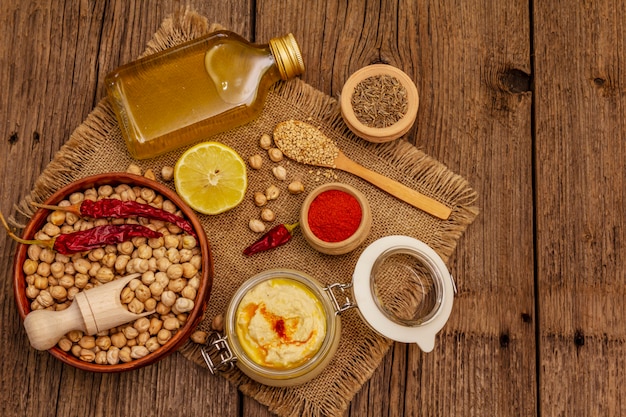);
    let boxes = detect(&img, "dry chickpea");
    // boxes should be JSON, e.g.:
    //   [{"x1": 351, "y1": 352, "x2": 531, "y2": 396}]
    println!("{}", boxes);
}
[
  {"x1": 260, "y1": 208, "x2": 276, "y2": 222},
  {"x1": 78, "y1": 336, "x2": 96, "y2": 350},
  {"x1": 107, "y1": 347, "x2": 120, "y2": 365},
  {"x1": 161, "y1": 166, "x2": 174, "y2": 181},
  {"x1": 259, "y1": 133, "x2": 273, "y2": 149},
  {"x1": 163, "y1": 317, "x2": 180, "y2": 331},
  {"x1": 162, "y1": 200, "x2": 177, "y2": 214},
  {"x1": 79, "y1": 349, "x2": 96, "y2": 363},
  {"x1": 181, "y1": 263, "x2": 197, "y2": 279},
  {"x1": 265, "y1": 185, "x2": 280, "y2": 201},
  {"x1": 88, "y1": 247, "x2": 106, "y2": 262},
  {"x1": 173, "y1": 297, "x2": 194, "y2": 314},
  {"x1": 95, "y1": 351, "x2": 108, "y2": 365},
  {"x1": 88, "y1": 263, "x2": 101, "y2": 279},
  {"x1": 101, "y1": 253, "x2": 116, "y2": 268},
  {"x1": 133, "y1": 317, "x2": 150, "y2": 333},
  {"x1": 163, "y1": 235, "x2": 180, "y2": 250},
  {"x1": 49, "y1": 210, "x2": 67, "y2": 226},
  {"x1": 155, "y1": 272, "x2": 169, "y2": 288},
  {"x1": 41, "y1": 223, "x2": 61, "y2": 237},
  {"x1": 73, "y1": 258, "x2": 90, "y2": 275},
  {"x1": 145, "y1": 337, "x2": 160, "y2": 353},
  {"x1": 149, "y1": 317, "x2": 163, "y2": 335},
  {"x1": 58, "y1": 275, "x2": 74, "y2": 289},
  {"x1": 96, "y1": 336, "x2": 112, "y2": 351},
  {"x1": 96, "y1": 267, "x2": 114, "y2": 283},
  {"x1": 249, "y1": 154, "x2": 263, "y2": 169},
  {"x1": 121, "y1": 287, "x2": 135, "y2": 304},
  {"x1": 167, "y1": 278, "x2": 186, "y2": 293},
  {"x1": 34, "y1": 275, "x2": 48, "y2": 290},
  {"x1": 149, "y1": 282, "x2": 164, "y2": 297},
  {"x1": 57, "y1": 337, "x2": 73, "y2": 352},
  {"x1": 70, "y1": 344, "x2": 82, "y2": 357},
  {"x1": 181, "y1": 286, "x2": 197, "y2": 301},
  {"x1": 111, "y1": 332, "x2": 127, "y2": 348},
  {"x1": 49, "y1": 286, "x2": 68, "y2": 301},
  {"x1": 148, "y1": 236, "x2": 164, "y2": 249},
  {"x1": 137, "y1": 332, "x2": 150, "y2": 346},
  {"x1": 272, "y1": 165, "x2": 287, "y2": 181},
  {"x1": 118, "y1": 241, "x2": 134, "y2": 255},
  {"x1": 191, "y1": 330, "x2": 208, "y2": 344},
  {"x1": 141, "y1": 271, "x2": 156, "y2": 286},
  {"x1": 156, "y1": 257, "x2": 171, "y2": 272},
  {"x1": 190, "y1": 255, "x2": 202, "y2": 271},
  {"x1": 161, "y1": 291, "x2": 177, "y2": 307},
  {"x1": 166, "y1": 264, "x2": 184, "y2": 280},
  {"x1": 253, "y1": 191, "x2": 267, "y2": 207},
  {"x1": 27, "y1": 245, "x2": 42, "y2": 261},
  {"x1": 36, "y1": 262, "x2": 51, "y2": 277},
  {"x1": 67, "y1": 287, "x2": 80, "y2": 300},
  {"x1": 154, "y1": 302, "x2": 172, "y2": 316},
  {"x1": 119, "y1": 347, "x2": 132, "y2": 363},
  {"x1": 25, "y1": 285, "x2": 40, "y2": 299},
  {"x1": 136, "y1": 244, "x2": 153, "y2": 260},
  {"x1": 39, "y1": 248, "x2": 55, "y2": 264},
  {"x1": 188, "y1": 276, "x2": 200, "y2": 290},
  {"x1": 36, "y1": 290, "x2": 54, "y2": 308},
  {"x1": 211, "y1": 314, "x2": 224, "y2": 332},
  {"x1": 166, "y1": 248, "x2": 181, "y2": 264},
  {"x1": 74, "y1": 273, "x2": 89, "y2": 289},
  {"x1": 114, "y1": 255, "x2": 131, "y2": 272},
  {"x1": 127, "y1": 298, "x2": 145, "y2": 314},
  {"x1": 268, "y1": 147, "x2": 283, "y2": 162},
  {"x1": 122, "y1": 326, "x2": 139, "y2": 340},
  {"x1": 288, "y1": 180, "x2": 305, "y2": 194},
  {"x1": 50, "y1": 262, "x2": 65, "y2": 279},
  {"x1": 249, "y1": 219, "x2": 266, "y2": 233},
  {"x1": 179, "y1": 248, "x2": 193, "y2": 263},
  {"x1": 98, "y1": 184, "x2": 113, "y2": 197},
  {"x1": 23, "y1": 259, "x2": 38, "y2": 276},
  {"x1": 144, "y1": 298, "x2": 156, "y2": 311},
  {"x1": 135, "y1": 284, "x2": 151, "y2": 302},
  {"x1": 157, "y1": 329, "x2": 172, "y2": 345}
]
